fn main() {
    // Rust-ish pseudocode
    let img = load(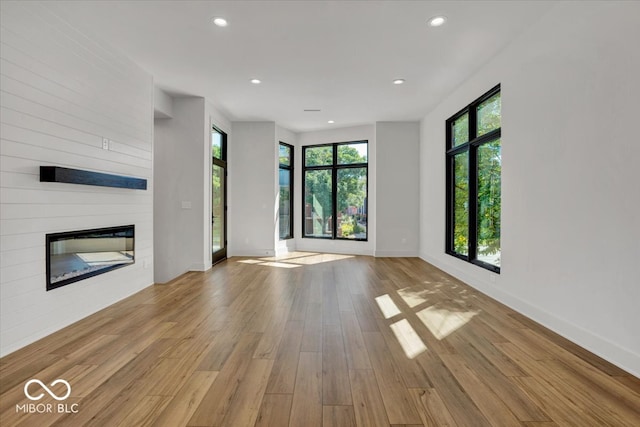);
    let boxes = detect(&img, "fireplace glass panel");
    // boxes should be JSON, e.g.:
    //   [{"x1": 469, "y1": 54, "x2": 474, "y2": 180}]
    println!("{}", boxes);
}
[{"x1": 46, "y1": 225, "x2": 134, "y2": 290}]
